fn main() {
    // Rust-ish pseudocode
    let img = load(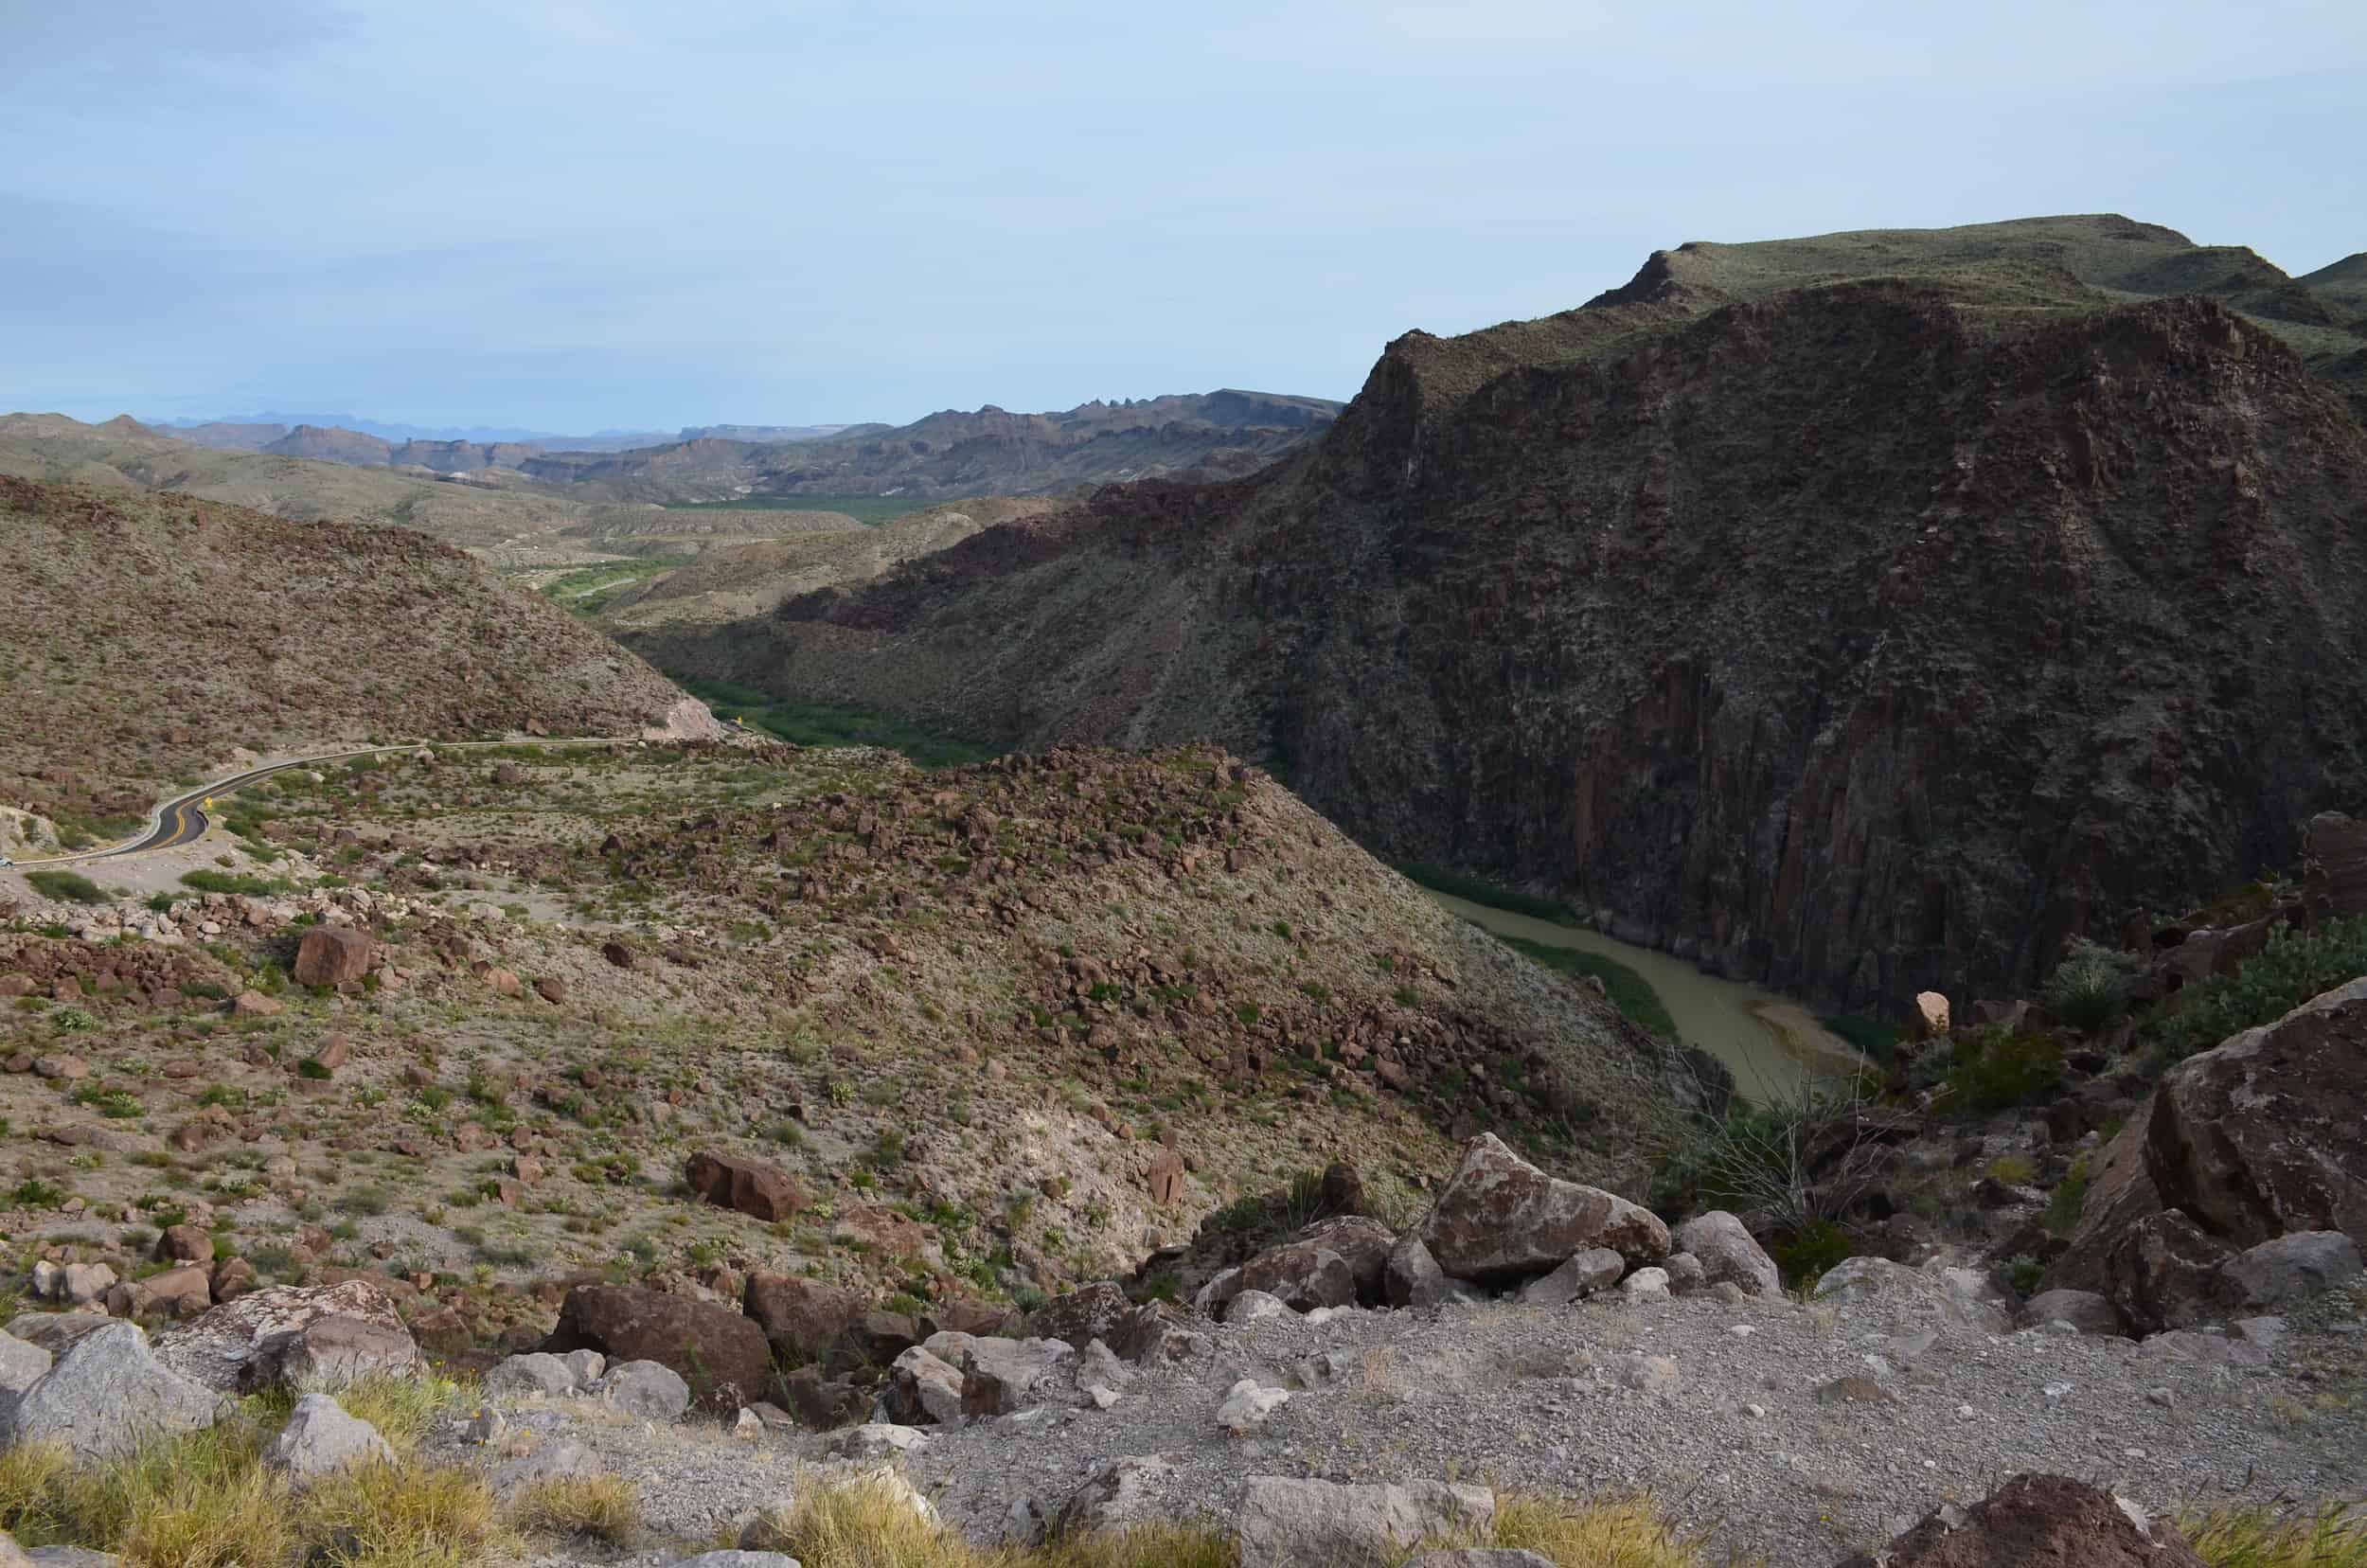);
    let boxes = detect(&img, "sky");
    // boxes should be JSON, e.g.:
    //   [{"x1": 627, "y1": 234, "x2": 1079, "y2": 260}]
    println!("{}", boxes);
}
[{"x1": 3, "y1": 0, "x2": 2363, "y2": 434}]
